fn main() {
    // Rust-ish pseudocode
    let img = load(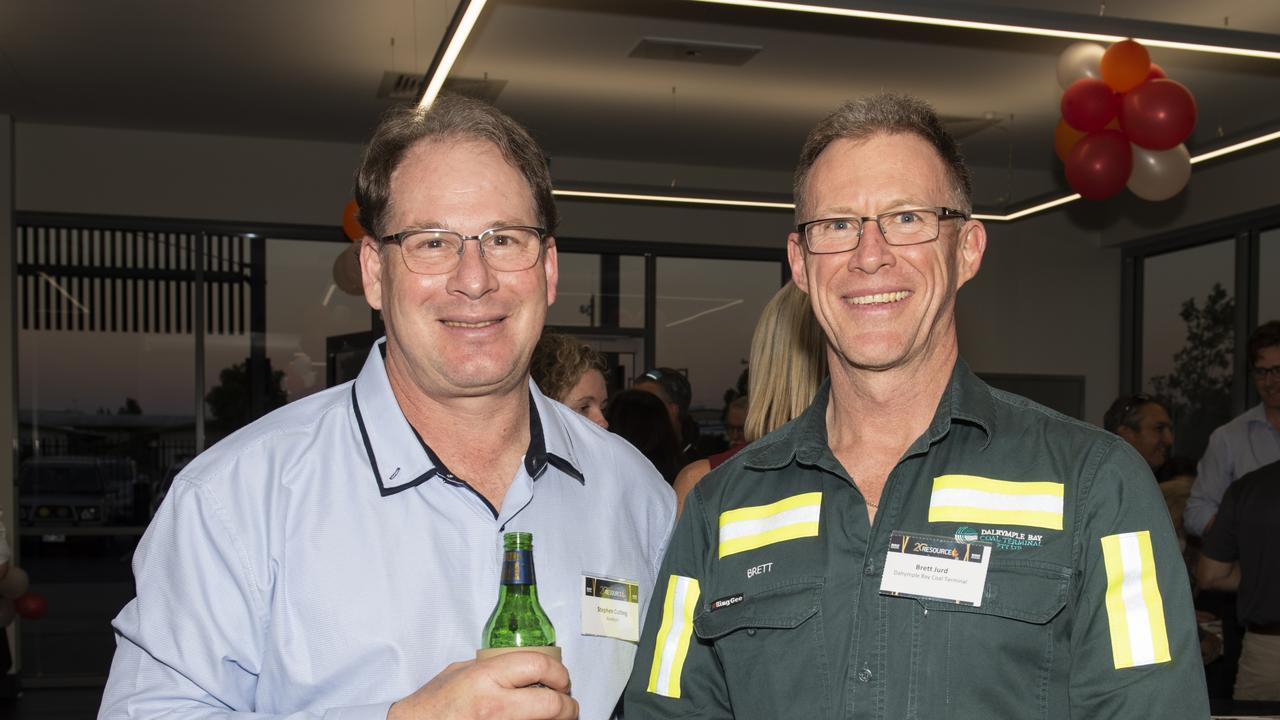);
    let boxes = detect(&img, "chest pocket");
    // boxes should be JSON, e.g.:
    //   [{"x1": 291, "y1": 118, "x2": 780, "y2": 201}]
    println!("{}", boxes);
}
[
  {"x1": 916, "y1": 559, "x2": 1071, "y2": 720},
  {"x1": 693, "y1": 579, "x2": 829, "y2": 720}
]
